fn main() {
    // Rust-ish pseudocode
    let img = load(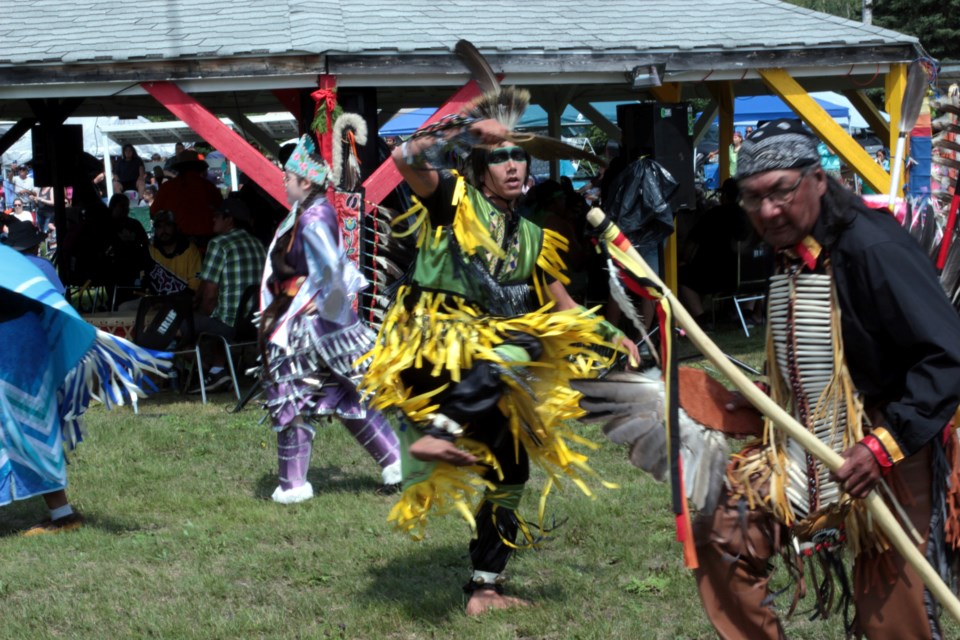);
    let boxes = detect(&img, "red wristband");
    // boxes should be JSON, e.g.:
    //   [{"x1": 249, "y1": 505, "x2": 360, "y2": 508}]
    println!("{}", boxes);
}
[{"x1": 860, "y1": 435, "x2": 894, "y2": 476}]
